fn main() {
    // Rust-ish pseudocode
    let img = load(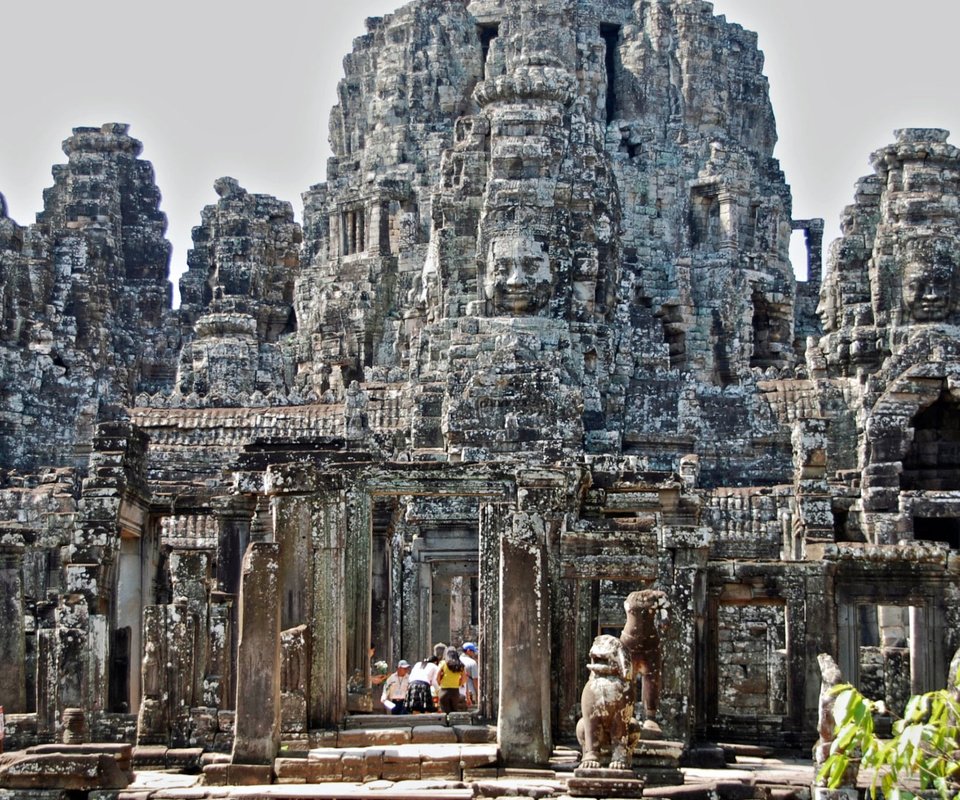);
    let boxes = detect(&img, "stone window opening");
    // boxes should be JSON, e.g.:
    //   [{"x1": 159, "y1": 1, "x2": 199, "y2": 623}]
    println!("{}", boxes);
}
[
  {"x1": 912, "y1": 517, "x2": 960, "y2": 550},
  {"x1": 711, "y1": 309, "x2": 736, "y2": 387},
  {"x1": 690, "y1": 188, "x2": 720, "y2": 250},
  {"x1": 658, "y1": 303, "x2": 687, "y2": 369},
  {"x1": 342, "y1": 207, "x2": 366, "y2": 257},
  {"x1": 109, "y1": 626, "x2": 131, "y2": 713},
  {"x1": 750, "y1": 290, "x2": 789, "y2": 369},
  {"x1": 746, "y1": 203, "x2": 761, "y2": 251},
  {"x1": 478, "y1": 23, "x2": 500, "y2": 73},
  {"x1": 600, "y1": 24, "x2": 622, "y2": 125},
  {"x1": 901, "y1": 390, "x2": 960, "y2": 491},
  {"x1": 840, "y1": 601, "x2": 942, "y2": 708},
  {"x1": 833, "y1": 505, "x2": 866, "y2": 543}
]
